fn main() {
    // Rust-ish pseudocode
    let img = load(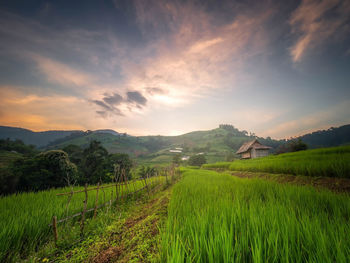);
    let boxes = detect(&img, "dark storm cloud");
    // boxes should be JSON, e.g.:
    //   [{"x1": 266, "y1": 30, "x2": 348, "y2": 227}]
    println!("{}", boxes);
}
[
  {"x1": 126, "y1": 91, "x2": 147, "y2": 106},
  {"x1": 92, "y1": 90, "x2": 147, "y2": 117},
  {"x1": 92, "y1": 100, "x2": 113, "y2": 111},
  {"x1": 103, "y1": 92, "x2": 123, "y2": 105},
  {"x1": 91, "y1": 99, "x2": 123, "y2": 116}
]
